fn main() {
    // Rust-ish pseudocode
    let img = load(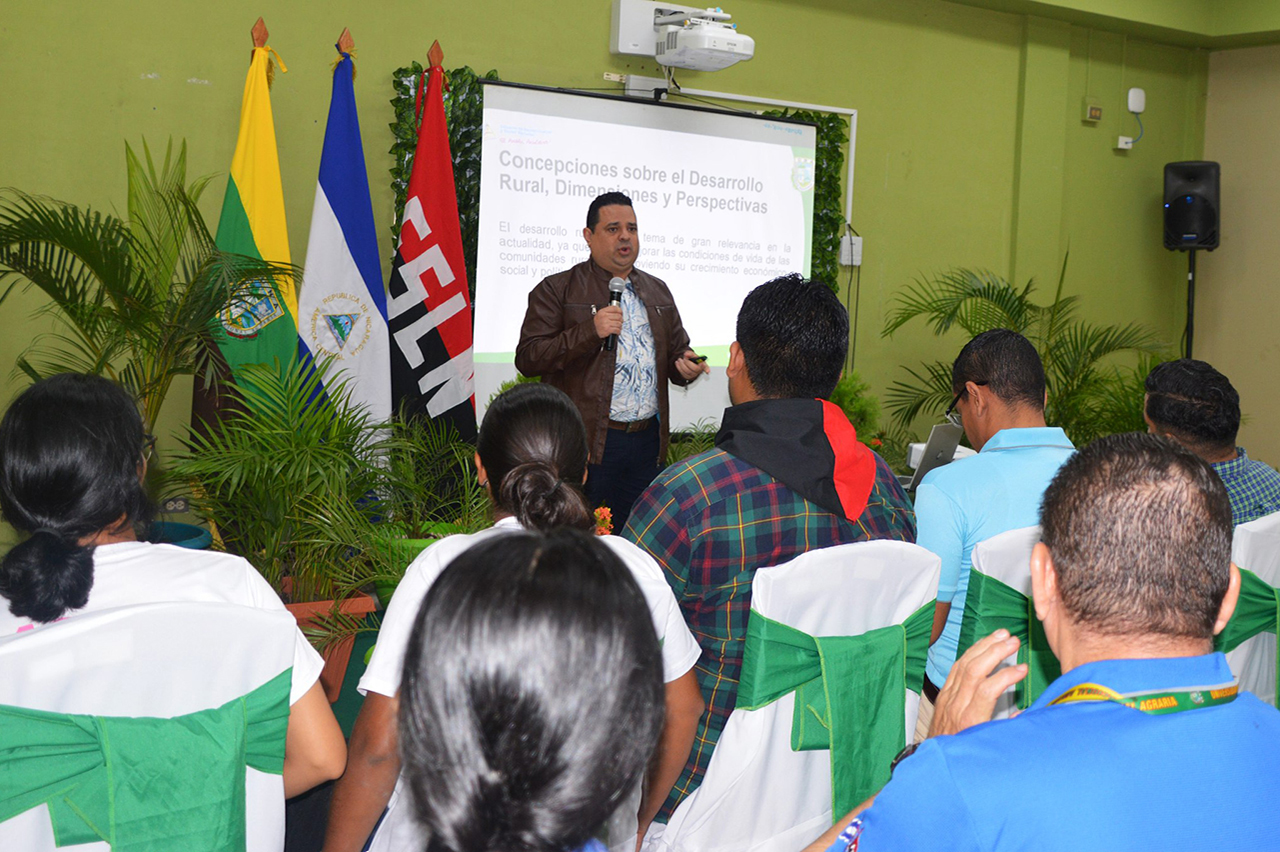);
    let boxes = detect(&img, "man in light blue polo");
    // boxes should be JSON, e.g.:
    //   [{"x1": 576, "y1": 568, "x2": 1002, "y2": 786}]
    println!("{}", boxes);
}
[
  {"x1": 914, "y1": 329, "x2": 1074, "y2": 735},
  {"x1": 809, "y1": 433, "x2": 1280, "y2": 852}
]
